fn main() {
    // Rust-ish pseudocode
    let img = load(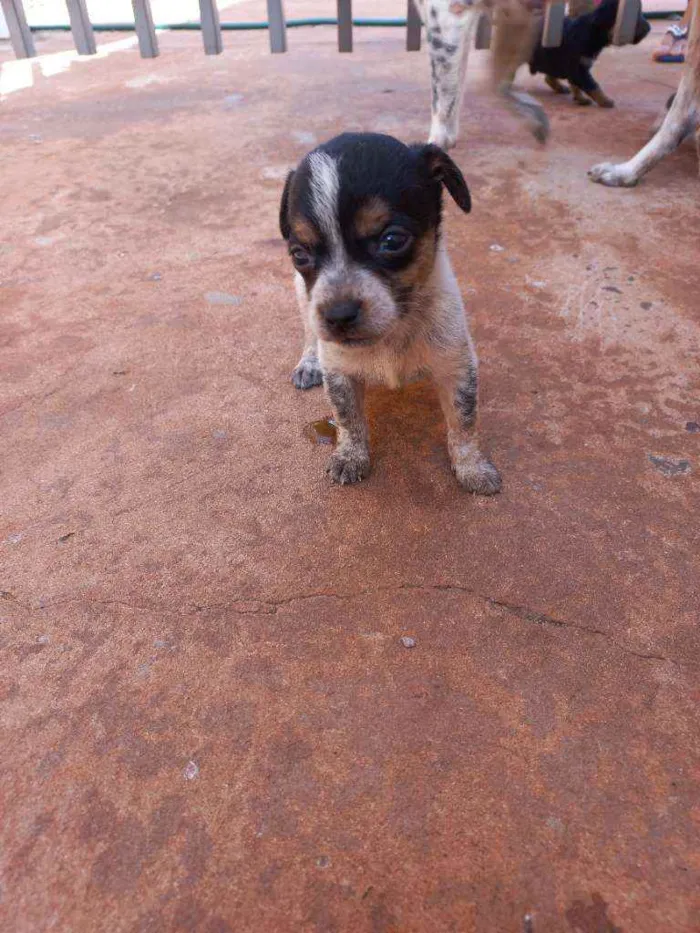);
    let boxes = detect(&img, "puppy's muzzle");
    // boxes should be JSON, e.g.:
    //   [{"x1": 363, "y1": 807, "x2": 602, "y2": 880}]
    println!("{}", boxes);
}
[{"x1": 321, "y1": 299, "x2": 363, "y2": 339}]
